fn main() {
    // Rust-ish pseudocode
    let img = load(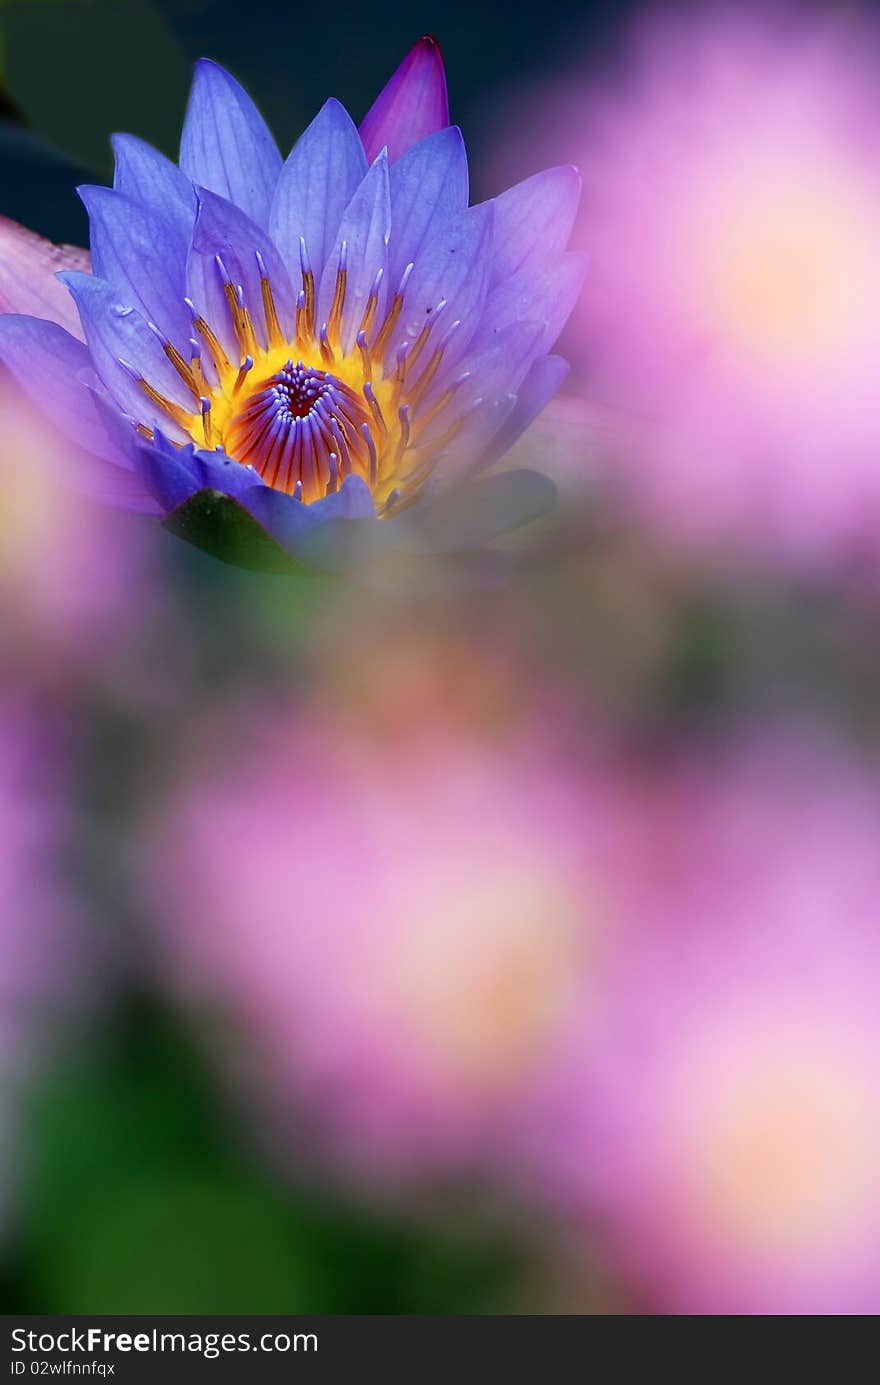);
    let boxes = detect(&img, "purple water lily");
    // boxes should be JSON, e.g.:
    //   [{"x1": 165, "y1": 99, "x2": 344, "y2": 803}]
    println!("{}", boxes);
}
[{"x1": 0, "y1": 38, "x2": 584, "y2": 570}]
